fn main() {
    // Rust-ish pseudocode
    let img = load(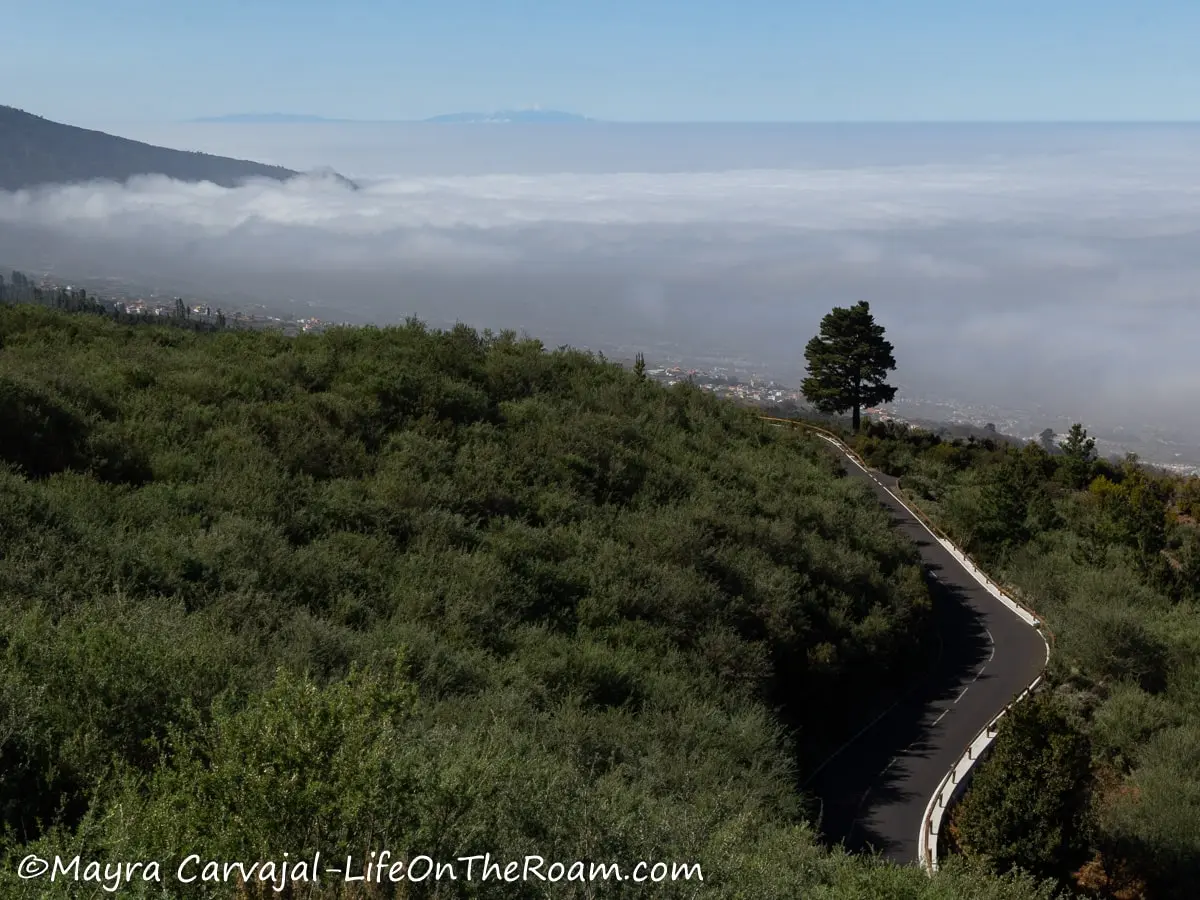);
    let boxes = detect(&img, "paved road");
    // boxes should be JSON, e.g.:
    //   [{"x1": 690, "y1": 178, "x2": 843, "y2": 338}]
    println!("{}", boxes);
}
[{"x1": 805, "y1": 437, "x2": 1048, "y2": 865}]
